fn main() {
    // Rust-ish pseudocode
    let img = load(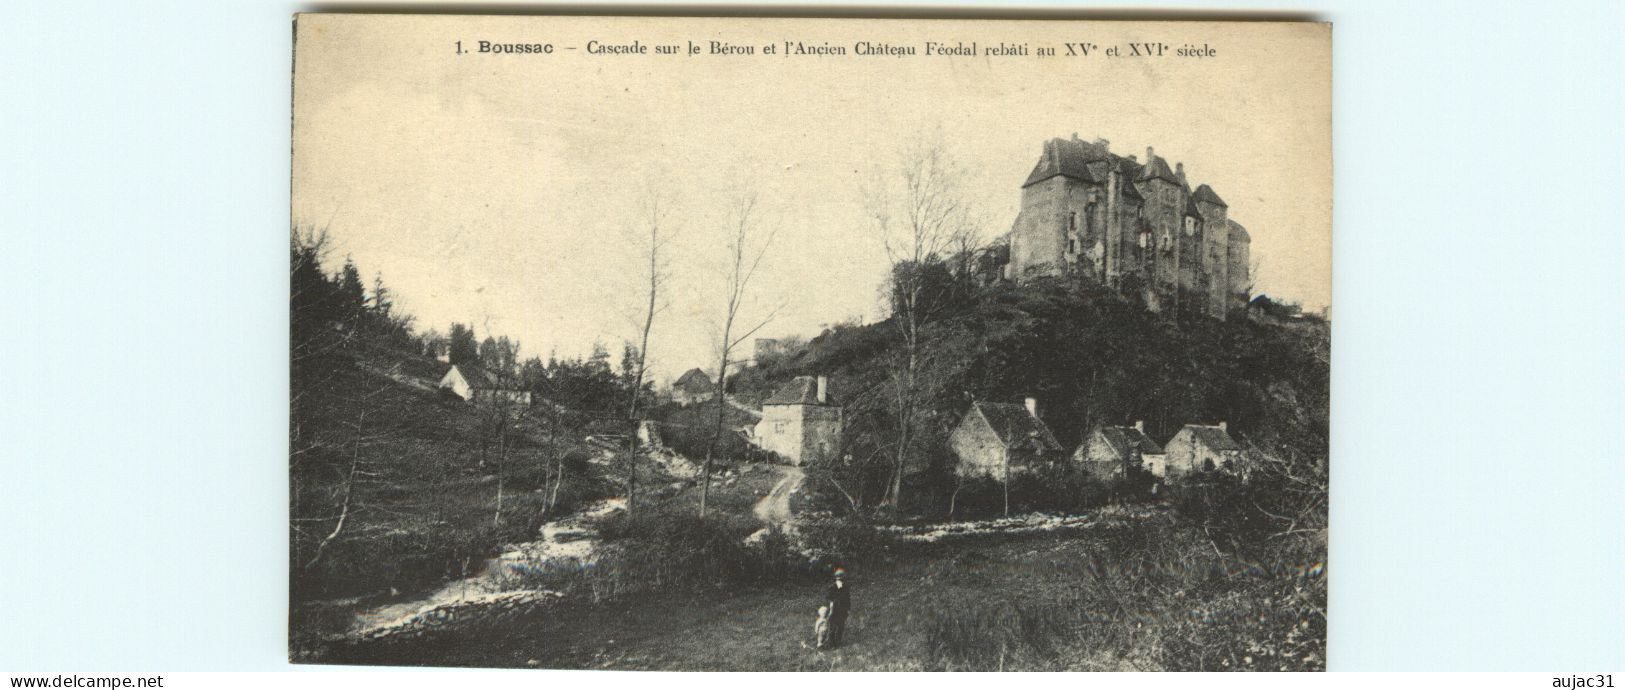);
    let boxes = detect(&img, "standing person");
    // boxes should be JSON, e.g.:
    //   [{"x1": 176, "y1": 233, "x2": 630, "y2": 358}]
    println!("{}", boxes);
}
[
  {"x1": 813, "y1": 605, "x2": 831, "y2": 650},
  {"x1": 824, "y1": 567, "x2": 851, "y2": 647}
]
